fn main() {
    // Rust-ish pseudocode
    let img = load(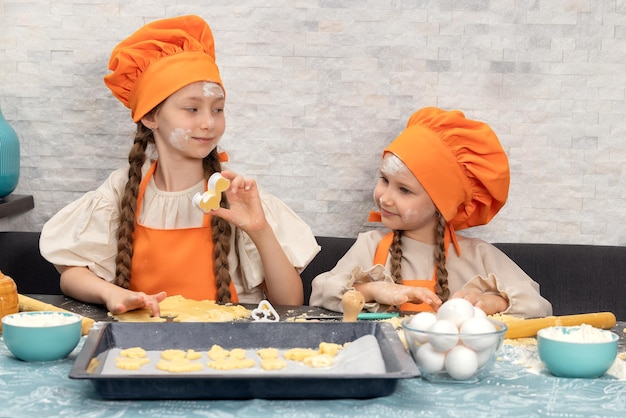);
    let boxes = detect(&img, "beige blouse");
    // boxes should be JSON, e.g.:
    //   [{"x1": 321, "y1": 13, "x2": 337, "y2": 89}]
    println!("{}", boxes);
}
[
  {"x1": 40, "y1": 164, "x2": 320, "y2": 303},
  {"x1": 310, "y1": 230, "x2": 553, "y2": 318}
]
